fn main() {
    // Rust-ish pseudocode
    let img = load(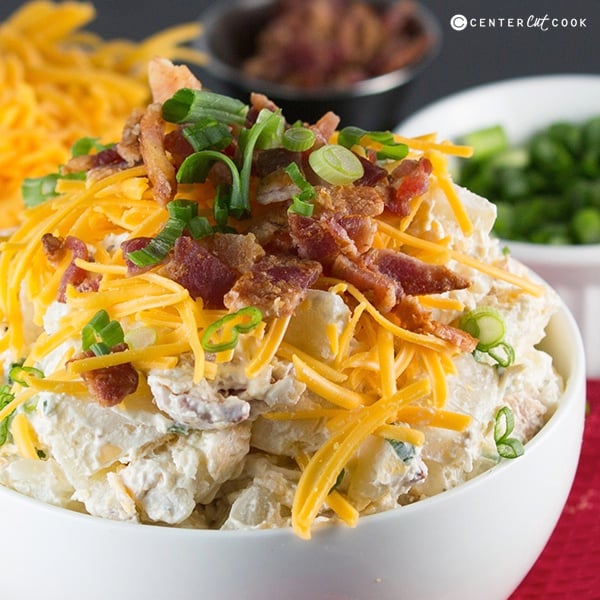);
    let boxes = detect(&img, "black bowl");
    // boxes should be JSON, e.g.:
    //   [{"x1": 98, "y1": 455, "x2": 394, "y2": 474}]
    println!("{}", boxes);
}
[{"x1": 194, "y1": 0, "x2": 442, "y2": 130}]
